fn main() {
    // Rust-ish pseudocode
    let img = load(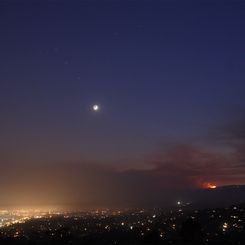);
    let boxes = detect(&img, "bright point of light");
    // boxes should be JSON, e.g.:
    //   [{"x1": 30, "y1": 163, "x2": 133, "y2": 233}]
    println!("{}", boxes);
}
[
  {"x1": 223, "y1": 222, "x2": 228, "y2": 229},
  {"x1": 92, "y1": 104, "x2": 99, "y2": 111},
  {"x1": 223, "y1": 222, "x2": 228, "y2": 231},
  {"x1": 177, "y1": 201, "x2": 181, "y2": 205}
]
